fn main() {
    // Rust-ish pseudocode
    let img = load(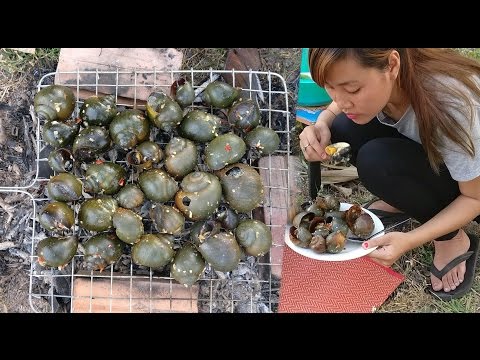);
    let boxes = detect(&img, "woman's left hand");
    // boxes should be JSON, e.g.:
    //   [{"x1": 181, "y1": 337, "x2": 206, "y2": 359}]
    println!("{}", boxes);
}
[{"x1": 363, "y1": 231, "x2": 411, "y2": 267}]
